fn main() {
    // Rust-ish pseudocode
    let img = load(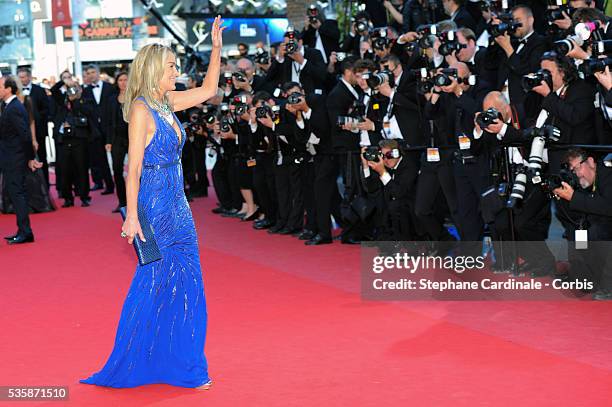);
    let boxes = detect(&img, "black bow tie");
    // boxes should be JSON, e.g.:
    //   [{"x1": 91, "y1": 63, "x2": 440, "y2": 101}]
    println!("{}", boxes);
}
[
  {"x1": 23, "y1": 87, "x2": 30, "y2": 91},
  {"x1": 91, "y1": 84, "x2": 100, "y2": 88}
]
